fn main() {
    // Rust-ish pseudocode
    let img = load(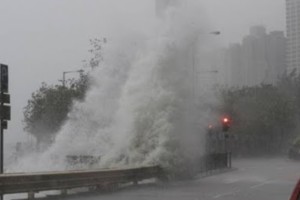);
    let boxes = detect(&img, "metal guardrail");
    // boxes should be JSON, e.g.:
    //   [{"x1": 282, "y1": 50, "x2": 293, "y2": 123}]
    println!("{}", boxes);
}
[
  {"x1": 0, "y1": 153, "x2": 232, "y2": 199},
  {"x1": 0, "y1": 166, "x2": 163, "y2": 198}
]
